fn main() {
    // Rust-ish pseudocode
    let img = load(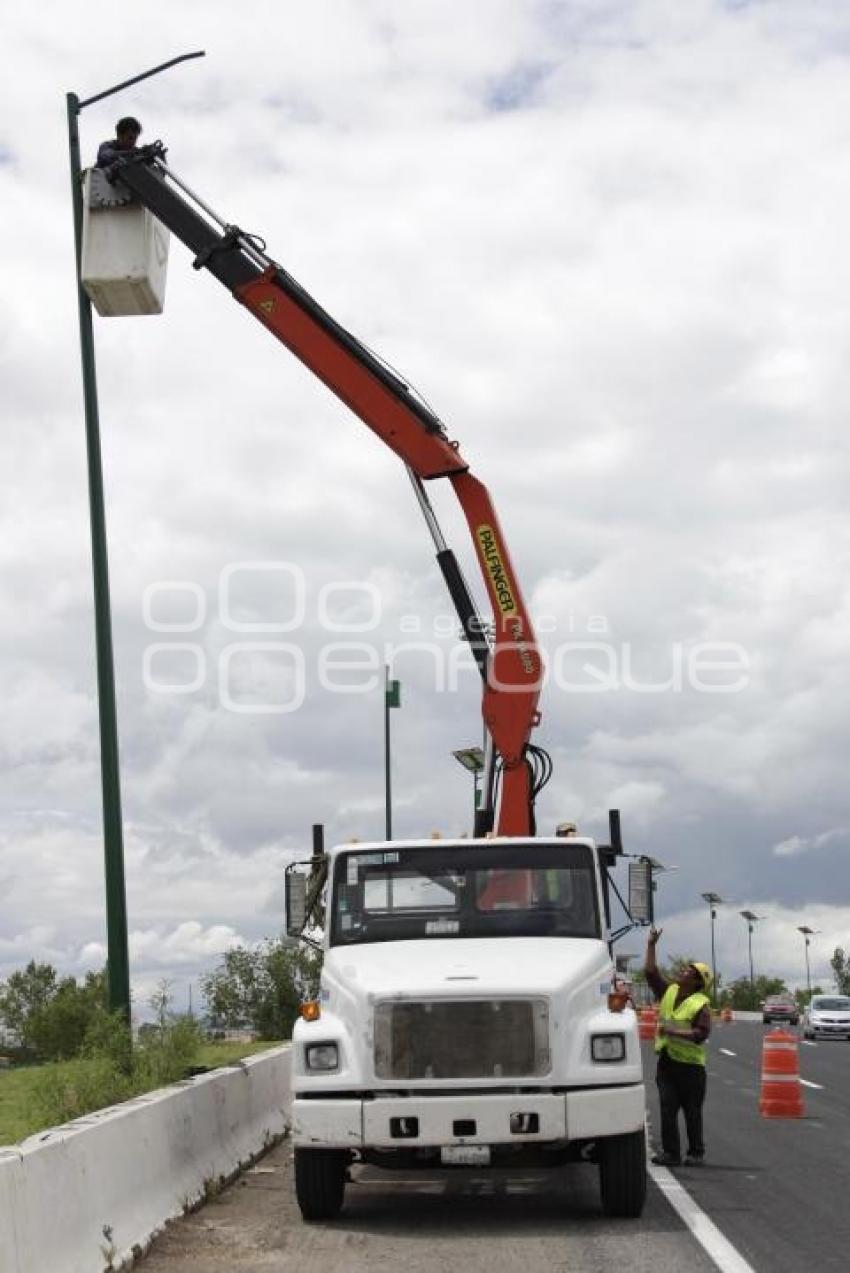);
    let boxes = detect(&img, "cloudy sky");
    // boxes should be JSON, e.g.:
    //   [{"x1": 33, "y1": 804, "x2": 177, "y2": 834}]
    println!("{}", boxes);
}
[{"x1": 2, "y1": 0, "x2": 849, "y2": 1016}]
